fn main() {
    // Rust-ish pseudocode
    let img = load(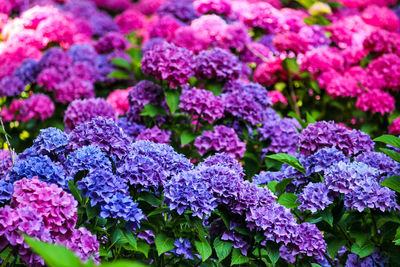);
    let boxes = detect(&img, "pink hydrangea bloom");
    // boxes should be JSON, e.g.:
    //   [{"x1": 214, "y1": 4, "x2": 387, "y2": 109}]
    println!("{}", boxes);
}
[
  {"x1": 300, "y1": 47, "x2": 344, "y2": 75},
  {"x1": 17, "y1": 94, "x2": 55, "y2": 122},
  {"x1": 273, "y1": 32, "x2": 309, "y2": 54},
  {"x1": 253, "y1": 57, "x2": 286, "y2": 87},
  {"x1": 172, "y1": 26, "x2": 209, "y2": 53},
  {"x1": 356, "y1": 89, "x2": 395, "y2": 115},
  {"x1": 367, "y1": 54, "x2": 400, "y2": 91},
  {"x1": 361, "y1": 5, "x2": 399, "y2": 32},
  {"x1": 239, "y1": 2, "x2": 279, "y2": 33},
  {"x1": 190, "y1": 14, "x2": 227, "y2": 46},
  {"x1": 132, "y1": 0, "x2": 166, "y2": 15},
  {"x1": 325, "y1": 75, "x2": 363, "y2": 98},
  {"x1": 363, "y1": 29, "x2": 400, "y2": 55},
  {"x1": 0, "y1": 99, "x2": 22, "y2": 122},
  {"x1": 53, "y1": 77, "x2": 95, "y2": 104},
  {"x1": 389, "y1": 118, "x2": 400, "y2": 135},
  {"x1": 11, "y1": 177, "x2": 78, "y2": 238},
  {"x1": 276, "y1": 8, "x2": 307, "y2": 33},
  {"x1": 115, "y1": 9, "x2": 146, "y2": 34},
  {"x1": 268, "y1": 90, "x2": 287, "y2": 105},
  {"x1": 149, "y1": 15, "x2": 181, "y2": 42},
  {"x1": 193, "y1": 0, "x2": 232, "y2": 16},
  {"x1": 106, "y1": 89, "x2": 131, "y2": 116},
  {"x1": 339, "y1": 0, "x2": 395, "y2": 9},
  {"x1": 216, "y1": 22, "x2": 251, "y2": 52},
  {"x1": 136, "y1": 126, "x2": 171, "y2": 144},
  {"x1": 37, "y1": 67, "x2": 64, "y2": 91}
]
